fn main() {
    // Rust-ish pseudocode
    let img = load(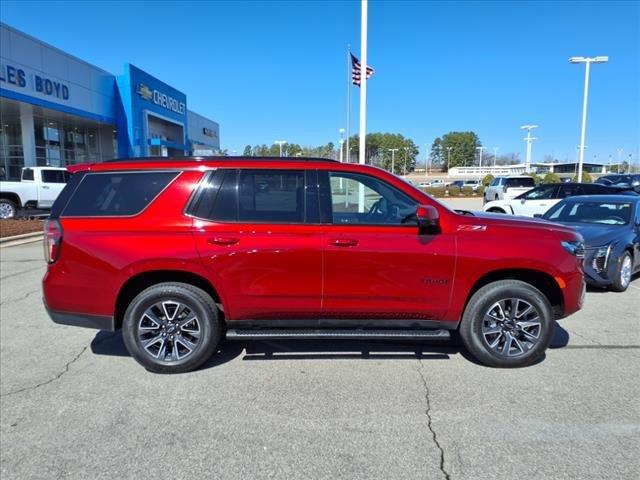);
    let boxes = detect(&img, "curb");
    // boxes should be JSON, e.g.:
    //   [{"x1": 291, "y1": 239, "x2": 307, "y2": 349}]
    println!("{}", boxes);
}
[{"x1": 0, "y1": 232, "x2": 44, "y2": 248}]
